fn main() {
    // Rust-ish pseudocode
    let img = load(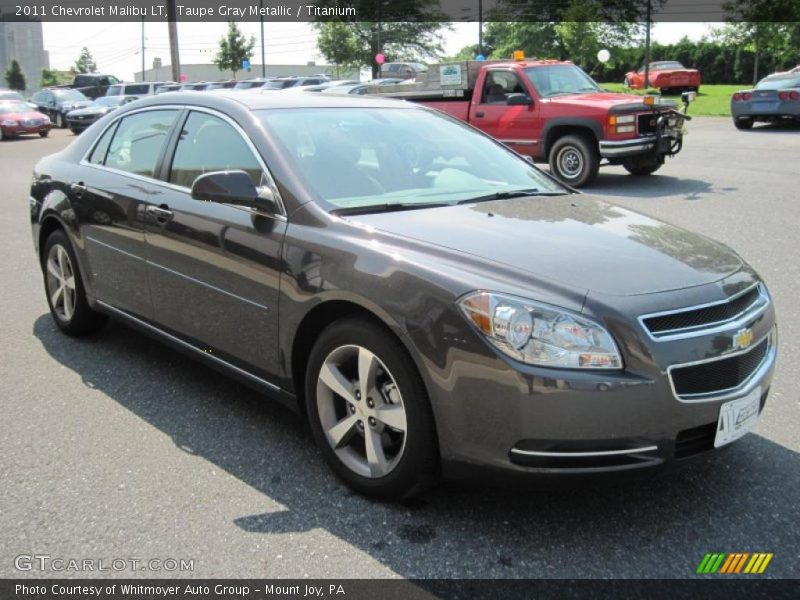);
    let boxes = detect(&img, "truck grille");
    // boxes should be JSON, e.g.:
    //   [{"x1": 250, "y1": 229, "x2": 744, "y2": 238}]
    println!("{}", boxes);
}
[
  {"x1": 642, "y1": 285, "x2": 765, "y2": 338},
  {"x1": 669, "y1": 337, "x2": 770, "y2": 399},
  {"x1": 638, "y1": 113, "x2": 658, "y2": 134}
]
